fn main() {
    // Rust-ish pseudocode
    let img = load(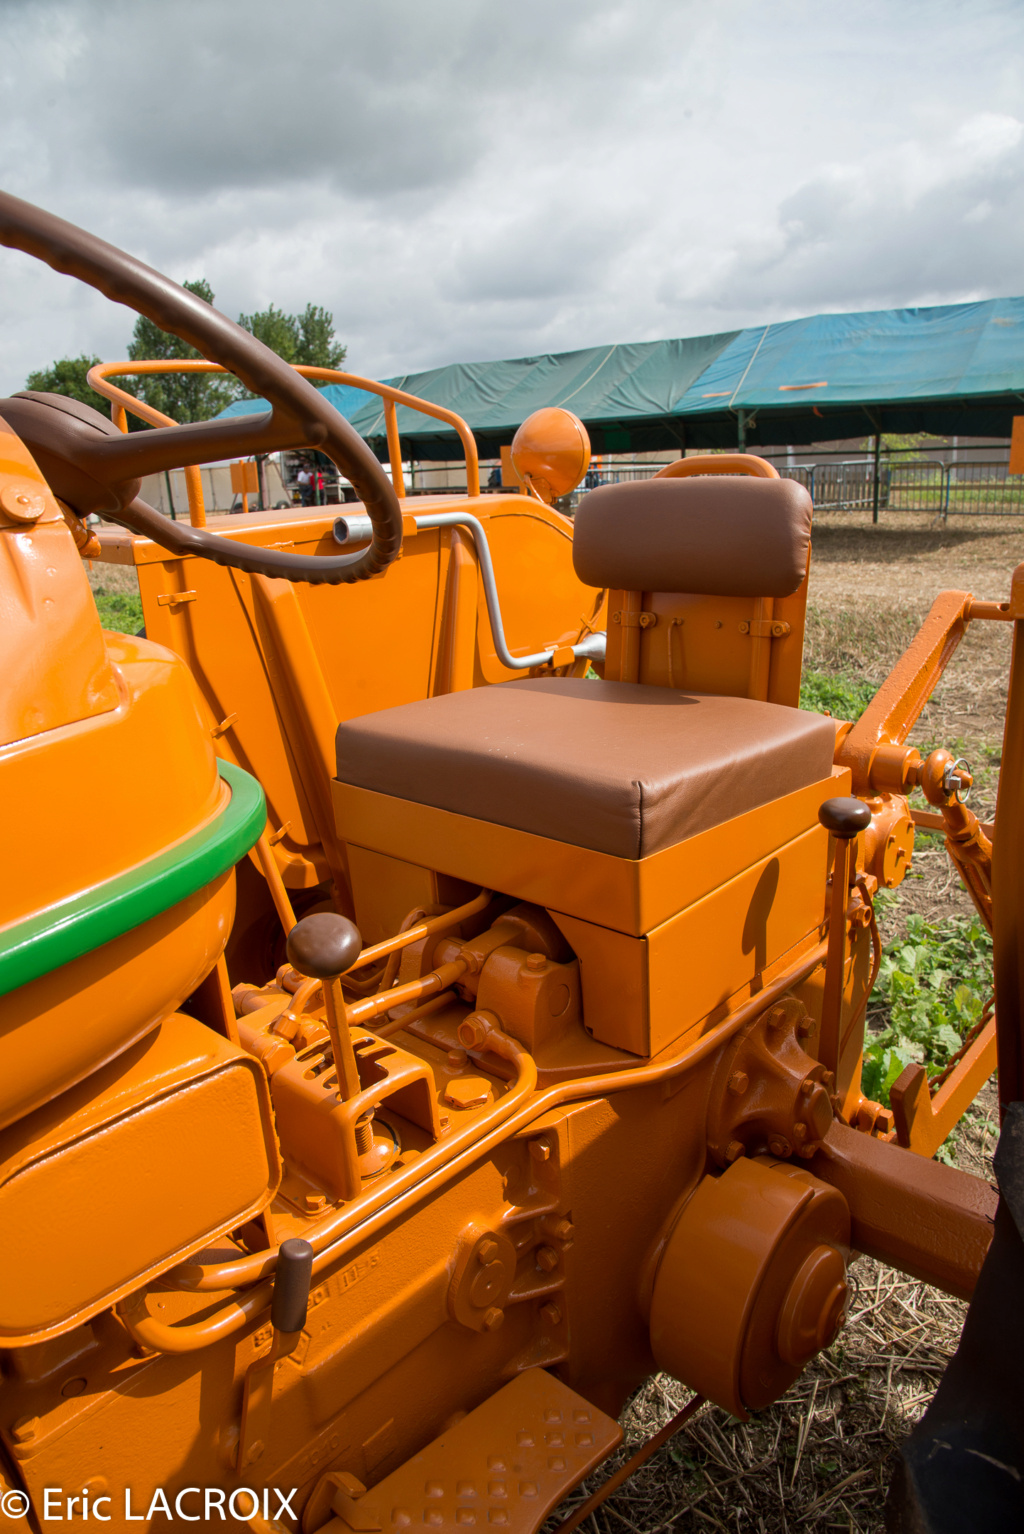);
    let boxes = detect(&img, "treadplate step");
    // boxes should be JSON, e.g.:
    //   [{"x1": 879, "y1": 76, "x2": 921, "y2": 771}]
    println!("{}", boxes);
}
[{"x1": 316, "y1": 1369, "x2": 622, "y2": 1534}]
